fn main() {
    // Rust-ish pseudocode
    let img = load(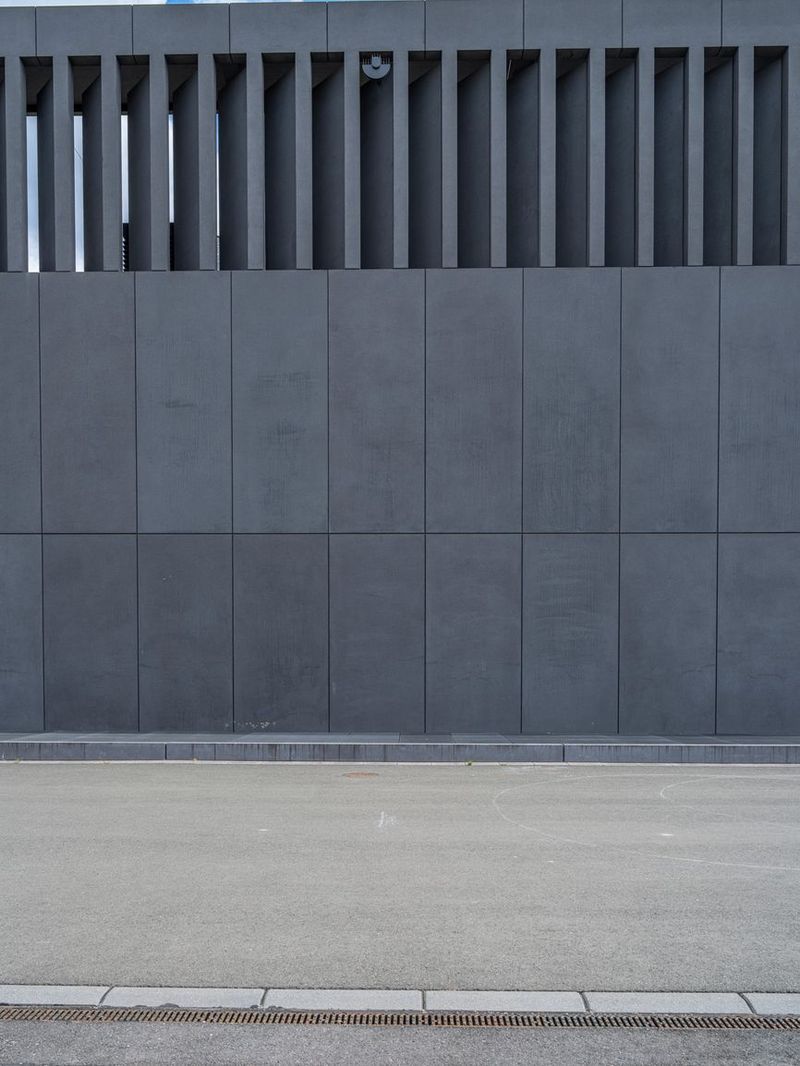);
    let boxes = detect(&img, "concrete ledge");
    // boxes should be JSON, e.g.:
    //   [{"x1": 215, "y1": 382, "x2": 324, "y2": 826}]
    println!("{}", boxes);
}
[
  {"x1": 101, "y1": 987, "x2": 263, "y2": 1009},
  {"x1": 584, "y1": 992, "x2": 752, "y2": 1014},
  {"x1": 425, "y1": 990, "x2": 585, "y2": 1012},
  {"x1": 263, "y1": 989, "x2": 423, "y2": 1011},
  {"x1": 2, "y1": 734, "x2": 799, "y2": 765}
]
